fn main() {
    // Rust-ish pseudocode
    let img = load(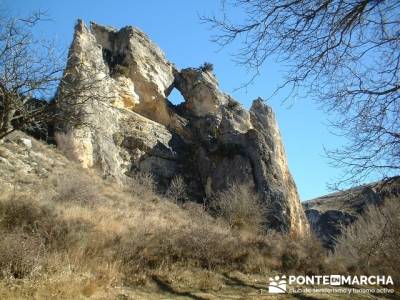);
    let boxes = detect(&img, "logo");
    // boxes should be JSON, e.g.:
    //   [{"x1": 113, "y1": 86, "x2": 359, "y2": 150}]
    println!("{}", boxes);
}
[
  {"x1": 267, "y1": 274, "x2": 394, "y2": 294},
  {"x1": 268, "y1": 275, "x2": 287, "y2": 293},
  {"x1": 330, "y1": 275, "x2": 341, "y2": 286}
]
